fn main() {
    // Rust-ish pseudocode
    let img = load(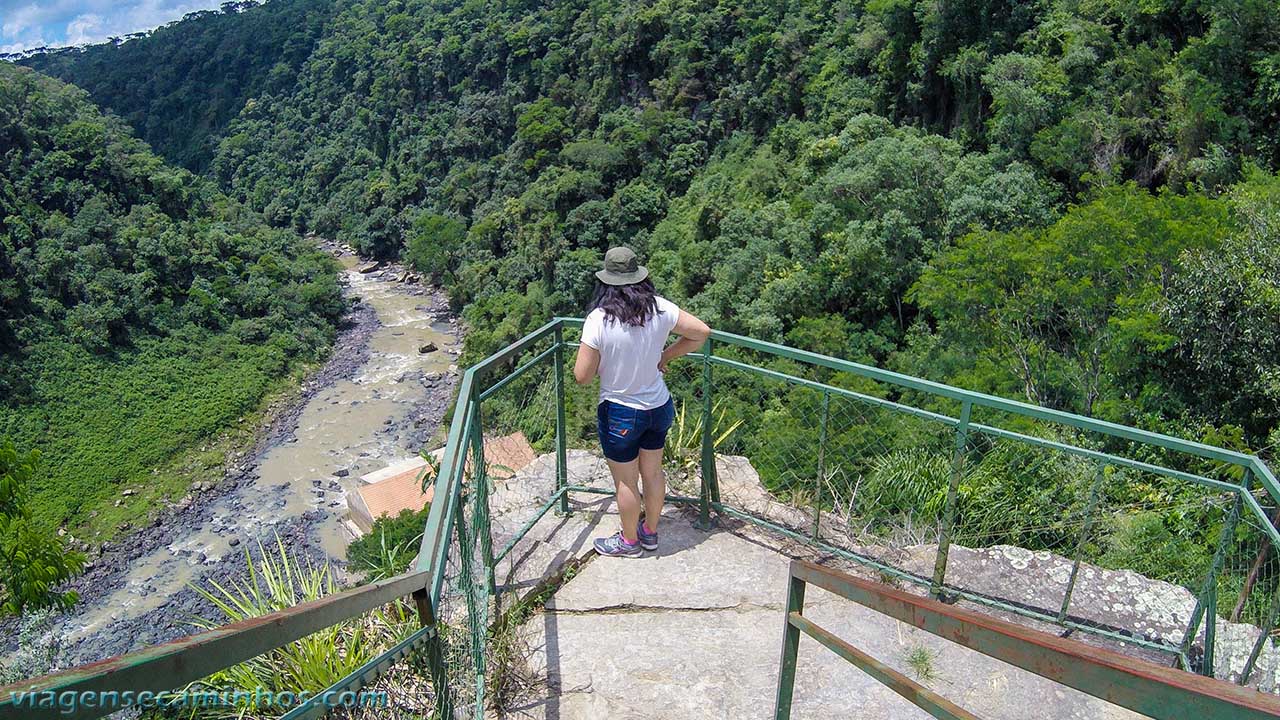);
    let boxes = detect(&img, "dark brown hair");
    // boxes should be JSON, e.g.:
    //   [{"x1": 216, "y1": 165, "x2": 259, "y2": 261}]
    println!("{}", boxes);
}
[{"x1": 589, "y1": 278, "x2": 658, "y2": 327}]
